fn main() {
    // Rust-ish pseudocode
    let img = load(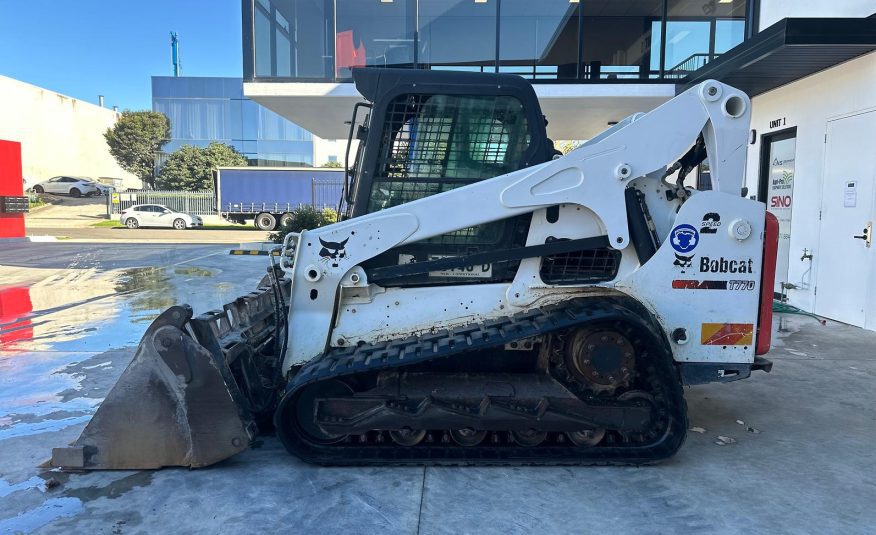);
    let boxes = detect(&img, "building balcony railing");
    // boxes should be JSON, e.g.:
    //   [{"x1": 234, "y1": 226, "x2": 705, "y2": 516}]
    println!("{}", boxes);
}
[
  {"x1": 664, "y1": 53, "x2": 722, "y2": 80},
  {"x1": 243, "y1": 0, "x2": 751, "y2": 84}
]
